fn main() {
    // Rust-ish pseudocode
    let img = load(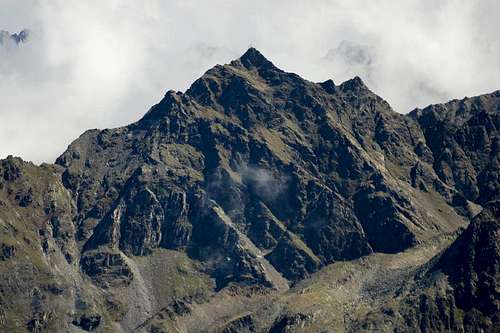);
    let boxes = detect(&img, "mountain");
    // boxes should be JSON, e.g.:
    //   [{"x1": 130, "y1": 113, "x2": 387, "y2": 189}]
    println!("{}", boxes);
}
[
  {"x1": 0, "y1": 29, "x2": 30, "y2": 46},
  {"x1": 0, "y1": 48, "x2": 498, "y2": 332}
]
